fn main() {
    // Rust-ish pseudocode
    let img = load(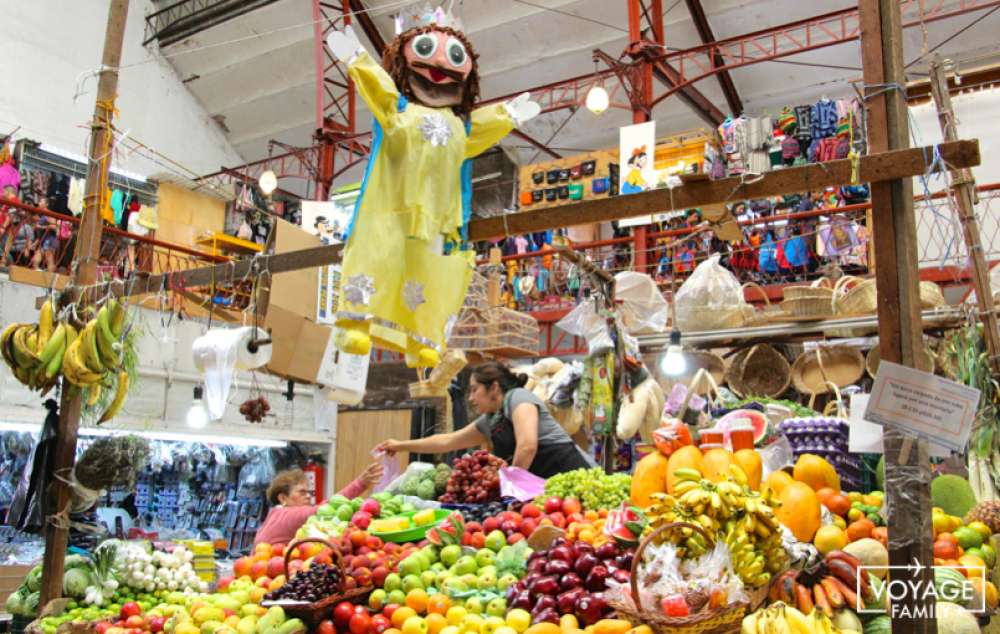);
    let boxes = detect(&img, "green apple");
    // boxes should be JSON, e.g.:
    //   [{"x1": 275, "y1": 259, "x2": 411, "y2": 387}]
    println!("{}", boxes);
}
[
  {"x1": 460, "y1": 574, "x2": 478, "y2": 590},
  {"x1": 387, "y1": 589, "x2": 407, "y2": 607},
  {"x1": 497, "y1": 574, "x2": 518, "y2": 592},
  {"x1": 454, "y1": 556, "x2": 478, "y2": 575},
  {"x1": 482, "y1": 616, "x2": 505, "y2": 634},
  {"x1": 336, "y1": 505, "x2": 355, "y2": 522},
  {"x1": 402, "y1": 574, "x2": 425, "y2": 593},
  {"x1": 485, "y1": 599, "x2": 506, "y2": 618},
  {"x1": 440, "y1": 545, "x2": 462, "y2": 567},
  {"x1": 435, "y1": 571, "x2": 451, "y2": 588},
  {"x1": 421, "y1": 545, "x2": 439, "y2": 562},
  {"x1": 398, "y1": 557, "x2": 422, "y2": 578},
  {"x1": 416, "y1": 553, "x2": 431, "y2": 572},
  {"x1": 475, "y1": 549, "x2": 496, "y2": 568},
  {"x1": 383, "y1": 573, "x2": 403, "y2": 592},
  {"x1": 442, "y1": 578, "x2": 468, "y2": 595},
  {"x1": 421, "y1": 571, "x2": 437, "y2": 588},
  {"x1": 477, "y1": 570, "x2": 497, "y2": 590},
  {"x1": 368, "y1": 589, "x2": 387, "y2": 611},
  {"x1": 477, "y1": 565, "x2": 497, "y2": 578},
  {"x1": 484, "y1": 530, "x2": 506, "y2": 553},
  {"x1": 464, "y1": 597, "x2": 484, "y2": 615},
  {"x1": 431, "y1": 562, "x2": 446, "y2": 573}
]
